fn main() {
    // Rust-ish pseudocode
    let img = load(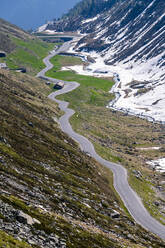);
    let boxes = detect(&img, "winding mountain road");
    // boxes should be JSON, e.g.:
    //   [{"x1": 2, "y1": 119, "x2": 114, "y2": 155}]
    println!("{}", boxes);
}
[{"x1": 37, "y1": 41, "x2": 165, "y2": 240}]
